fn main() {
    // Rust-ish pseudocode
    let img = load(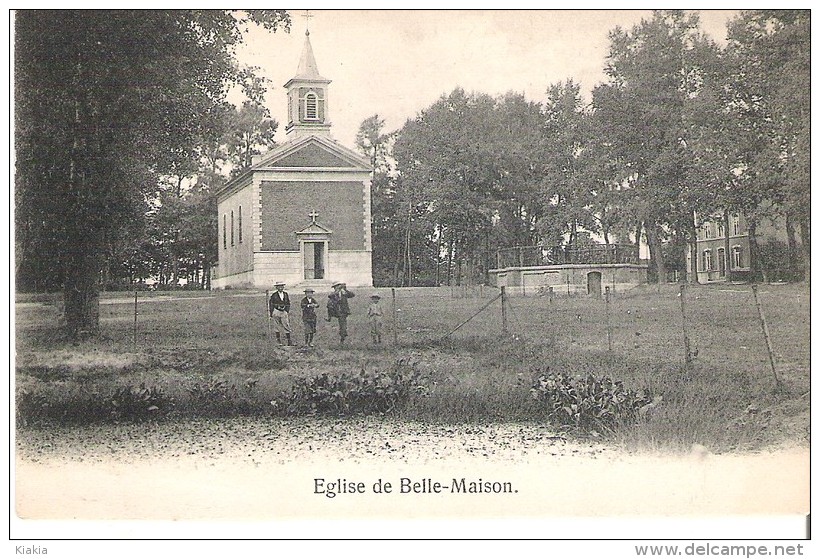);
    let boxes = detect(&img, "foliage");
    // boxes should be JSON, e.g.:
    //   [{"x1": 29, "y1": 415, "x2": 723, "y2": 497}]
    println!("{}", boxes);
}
[
  {"x1": 14, "y1": 10, "x2": 290, "y2": 331},
  {"x1": 16, "y1": 383, "x2": 169, "y2": 425},
  {"x1": 529, "y1": 369, "x2": 654, "y2": 433},
  {"x1": 280, "y1": 362, "x2": 428, "y2": 416},
  {"x1": 110, "y1": 384, "x2": 168, "y2": 422}
]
